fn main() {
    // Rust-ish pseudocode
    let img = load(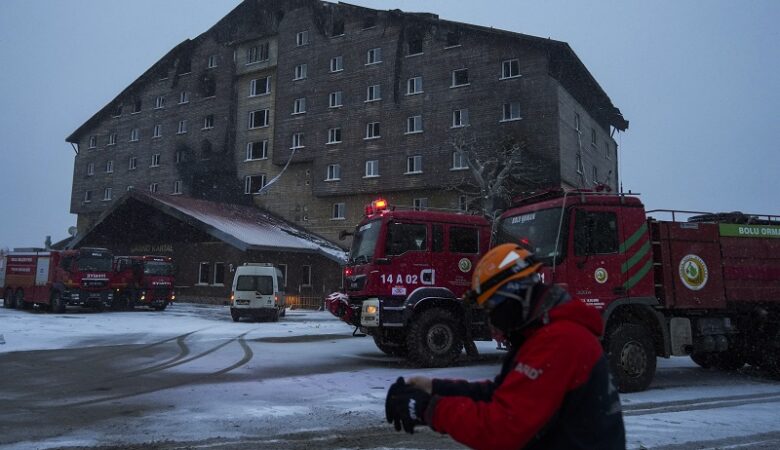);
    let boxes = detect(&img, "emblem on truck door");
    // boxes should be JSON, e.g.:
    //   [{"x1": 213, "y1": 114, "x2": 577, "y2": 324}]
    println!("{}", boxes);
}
[
  {"x1": 679, "y1": 254, "x2": 708, "y2": 291},
  {"x1": 458, "y1": 258, "x2": 472, "y2": 273},
  {"x1": 594, "y1": 268, "x2": 608, "y2": 284}
]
